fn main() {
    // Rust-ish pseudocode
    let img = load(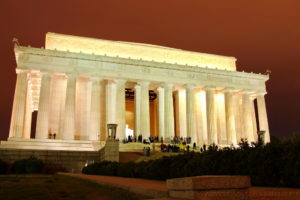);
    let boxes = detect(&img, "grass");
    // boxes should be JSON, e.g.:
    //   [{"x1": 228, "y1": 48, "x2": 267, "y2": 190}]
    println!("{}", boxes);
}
[{"x1": 0, "y1": 174, "x2": 146, "y2": 200}]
